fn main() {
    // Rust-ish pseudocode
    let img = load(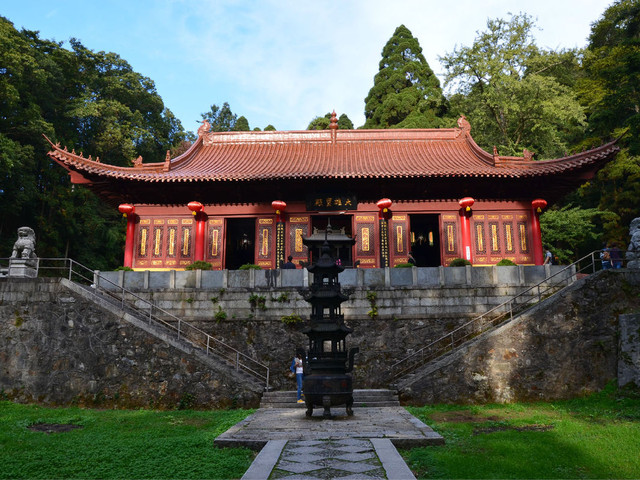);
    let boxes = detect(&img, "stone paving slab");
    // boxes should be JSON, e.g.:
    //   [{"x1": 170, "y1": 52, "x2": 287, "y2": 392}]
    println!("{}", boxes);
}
[
  {"x1": 241, "y1": 438, "x2": 416, "y2": 480},
  {"x1": 215, "y1": 406, "x2": 444, "y2": 451}
]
